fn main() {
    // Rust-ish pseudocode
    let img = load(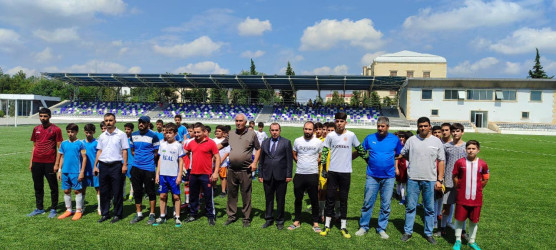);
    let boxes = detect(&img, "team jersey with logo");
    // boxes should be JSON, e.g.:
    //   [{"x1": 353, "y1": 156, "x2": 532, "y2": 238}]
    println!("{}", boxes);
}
[
  {"x1": 59, "y1": 139, "x2": 85, "y2": 174},
  {"x1": 453, "y1": 158, "x2": 489, "y2": 206},
  {"x1": 31, "y1": 124, "x2": 63, "y2": 163},
  {"x1": 82, "y1": 138, "x2": 98, "y2": 176},
  {"x1": 323, "y1": 130, "x2": 360, "y2": 173},
  {"x1": 293, "y1": 137, "x2": 323, "y2": 174},
  {"x1": 130, "y1": 130, "x2": 160, "y2": 171},
  {"x1": 158, "y1": 140, "x2": 185, "y2": 177}
]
